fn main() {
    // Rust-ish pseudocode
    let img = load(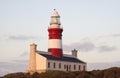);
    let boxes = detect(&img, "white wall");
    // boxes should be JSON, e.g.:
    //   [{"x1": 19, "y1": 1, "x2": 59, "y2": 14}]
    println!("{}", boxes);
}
[
  {"x1": 46, "y1": 60, "x2": 86, "y2": 71},
  {"x1": 35, "y1": 53, "x2": 86, "y2": 72}
]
